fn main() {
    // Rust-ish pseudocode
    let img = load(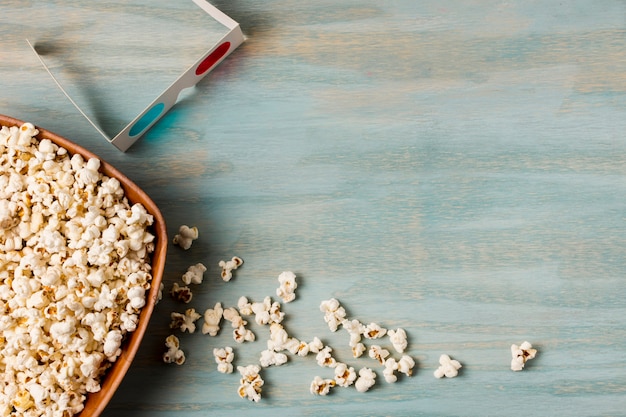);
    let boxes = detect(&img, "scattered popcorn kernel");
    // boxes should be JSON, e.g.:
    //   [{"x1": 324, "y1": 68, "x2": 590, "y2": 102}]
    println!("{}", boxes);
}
[
  {"x1": 170, "y1": 308, "x2": 201, "y2": 333},
  {"x1": 234, "y1": 325, "x2": 256, "y2": 343},
  {"x1": 308, "y1": 337, "x2": 324, "y2": 354},
  {"x1": 368, "y1": 345, "x2": 390, "y2": 365},
  {"x1": 352, "y1": 342, "x2": 366, "y2": 358},
  {"x1": 202, "y1": 302, "x2": 224, "y2": 336},
  {"x1": 213, "y1": 347, "x2": 235, "y2": 374},
  {"x1": 163, "y1": 335, "x2": 185, "y2": 365},
  {"x1": 320, "y1": 298, "x2": 346, "y2": 332},
  {"x1": 383, "y1": 358, "x2": 399, "y2": 383},
  {"x1": 343, "y1": 319, "x2": 365, "y2": 347},
  {"x1": 316, "y1": 345, "x2": 337, "y2": 368},
  {"x1": 310, "y1": 376, "x2": 336, "y2": 396},
  {"x1": 170, "y1": 282, "x2": 193, "y2": 303},
  {"x1": 237, "y1": 296, "x2": 254, "y2": 316},
  {"x1": 276, "y1": 271, "x2": 297, "y2": 303},
  {"x1": 237, "y1": 365, "x2": 264, "y2": 402},
  {"x1": 334, "y1": 363, "x2": 357, "y2": 387},
  {"x1": 434, "y1": 354, "x2": 462, "y2": 378},
  {"x1": 267, "y1": 323, "x2": 289, "y2": 352},
  {"x1": 511, "y1": 341, "x2": 537, "y2": 371},
  {"x1": 397, "y1": 355, "x2": 416, "y2": 377},
  {"x1": 219, "y1": 256, "x2": 243, "y2": 282},
  {"x1": 355, "y1": 367, "x2": 377, "y2": 392},
  {"x1": 251, "y1": 296, "x2": 273, "y2": 325},
  {"x1": 259, "y1": 349, "x2": 288, "y2": 367},
  {"x1": 223, "y1": 307, "x2": 247, "y2": 328},
  {"x1": 388, "y1": 328, "x2": 408, "y2": 353},
  {"x1": 172, "y1": 225, "x2": 199, "y2": 250},
  {"x1": 182, "y1": 262, "x2": 207, "y2": 285},
  {"x1": 363, "y1": 322, "x2": 387, "y2": 339}
]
